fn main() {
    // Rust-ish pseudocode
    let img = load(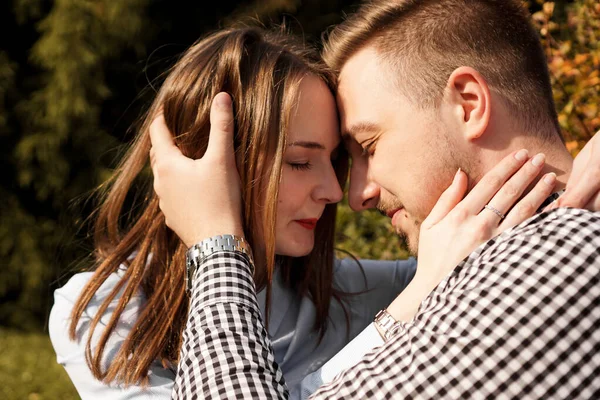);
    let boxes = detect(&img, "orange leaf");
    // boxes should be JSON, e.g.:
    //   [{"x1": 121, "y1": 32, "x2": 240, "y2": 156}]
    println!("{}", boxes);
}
[{"x1": 566, "y1": 141, "x2": 579, "y2": 152}]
